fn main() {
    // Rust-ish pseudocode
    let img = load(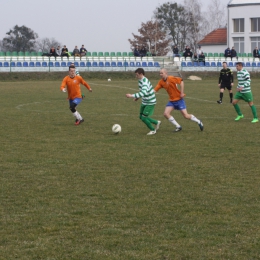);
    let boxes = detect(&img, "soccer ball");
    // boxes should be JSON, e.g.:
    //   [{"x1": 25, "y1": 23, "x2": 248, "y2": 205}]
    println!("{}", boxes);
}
[
  {"x1": 112, "y1": 124, "x2": 121, "y2": 134},
  {"x1": 108, "y1": 78, "x2": 111, "y2": 81}
]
